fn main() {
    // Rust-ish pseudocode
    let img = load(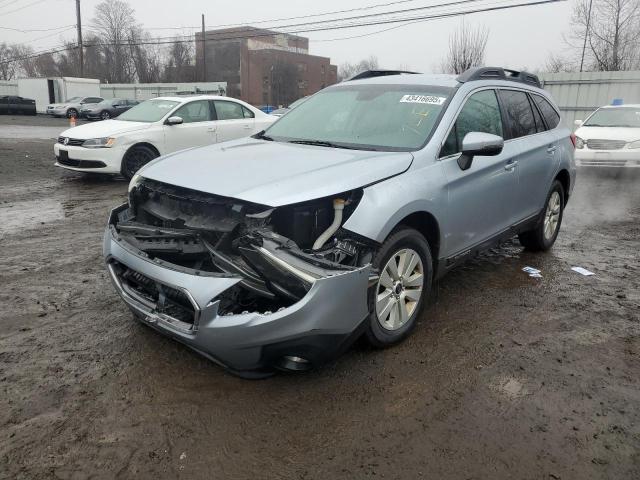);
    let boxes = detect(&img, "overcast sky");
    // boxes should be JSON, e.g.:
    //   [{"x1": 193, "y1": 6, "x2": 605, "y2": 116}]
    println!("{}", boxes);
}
[{"x1": 1, "y1": 0, "x2": 577, "y2": 73}]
